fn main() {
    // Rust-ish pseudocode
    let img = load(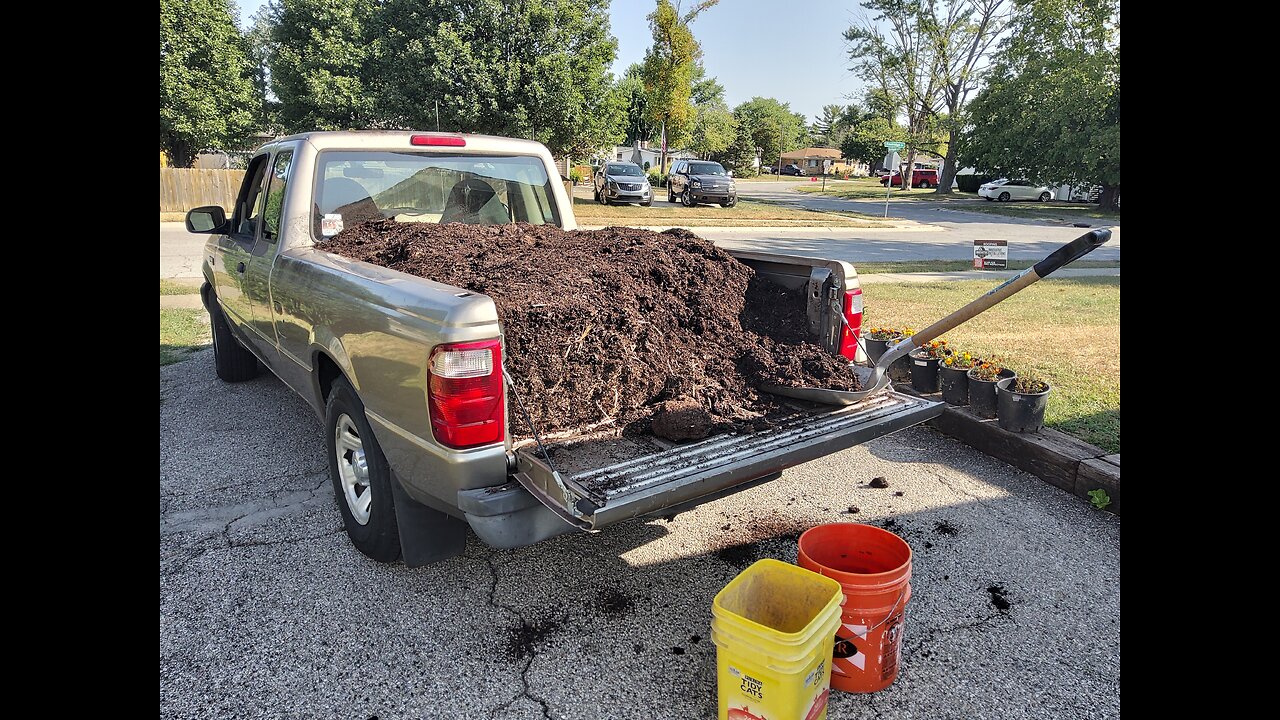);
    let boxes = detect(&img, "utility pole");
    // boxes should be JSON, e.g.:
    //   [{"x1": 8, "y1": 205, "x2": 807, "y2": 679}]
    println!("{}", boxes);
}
[{"x1": 435, "y1": 101, "x2": 440, "y2": 131}]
